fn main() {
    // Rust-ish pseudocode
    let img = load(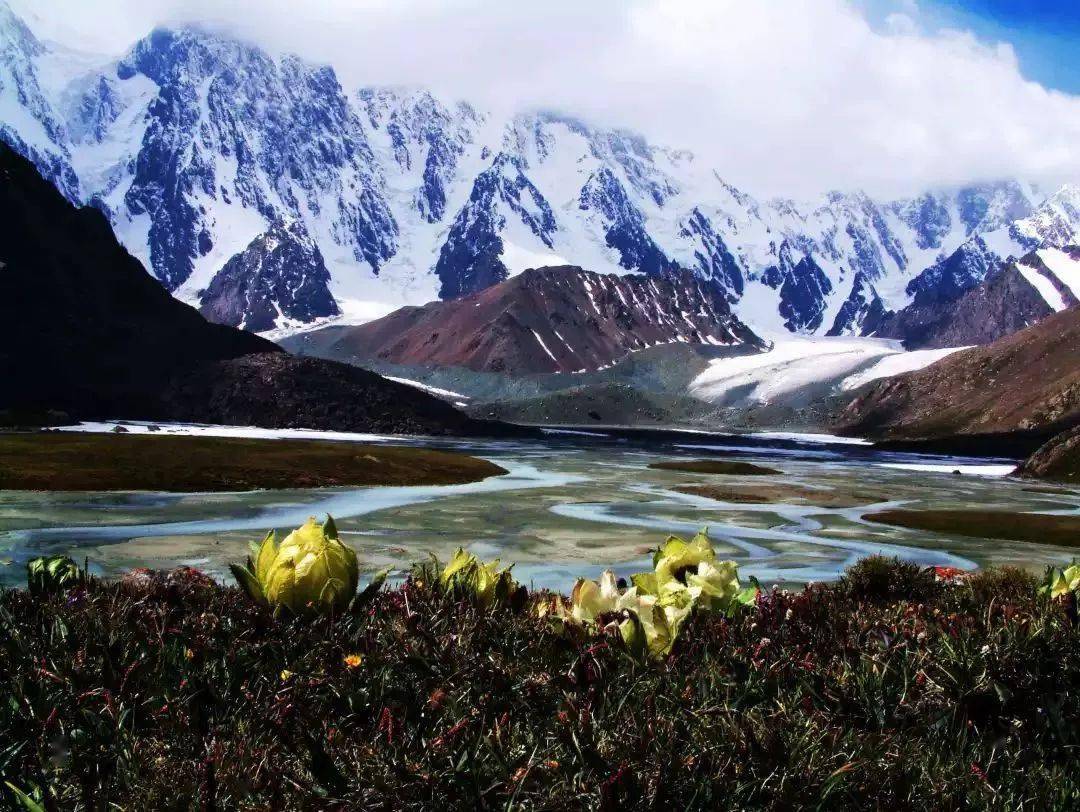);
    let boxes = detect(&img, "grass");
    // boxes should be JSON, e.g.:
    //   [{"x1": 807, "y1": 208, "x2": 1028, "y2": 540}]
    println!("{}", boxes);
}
[
  {"x1": 2, "y1": 557, "x2": 1079, "y2": 809},
  {"x1": 865, "y1": 509, "x2": 1080, "y2": 548},
  {"x1": 649, "y1": 459, "x2": 781, "y2": 476},
  {"x1": 0, "y1": 432, "x2": 506, "y2": 492}
]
